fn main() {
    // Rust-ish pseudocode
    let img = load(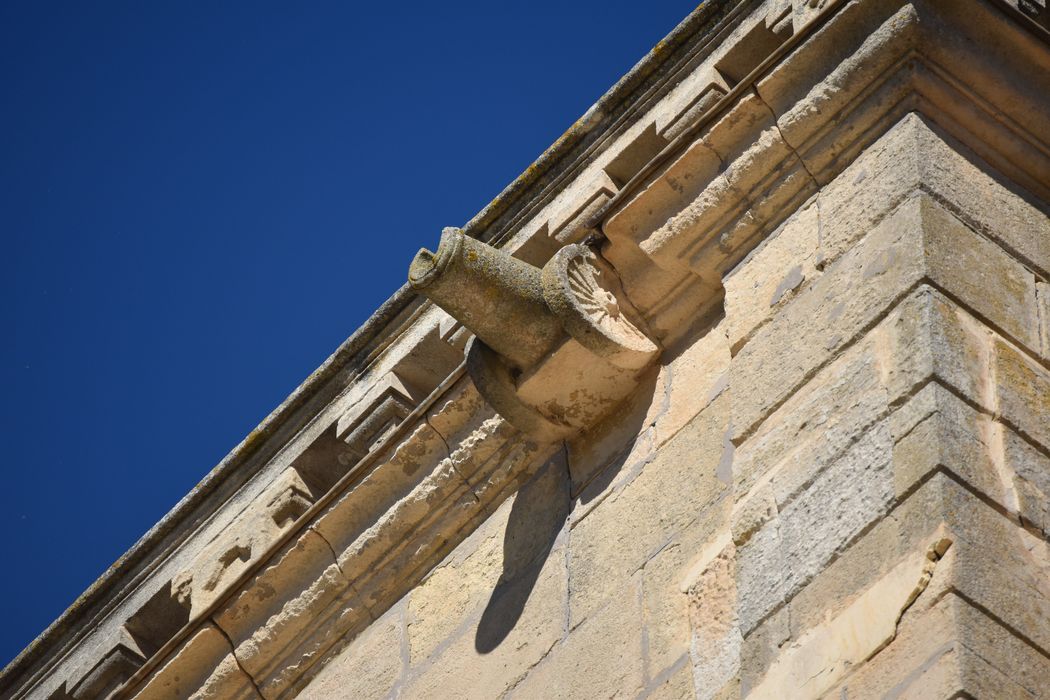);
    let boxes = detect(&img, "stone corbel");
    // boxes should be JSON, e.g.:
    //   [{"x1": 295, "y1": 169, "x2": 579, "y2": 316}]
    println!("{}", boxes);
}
[{"x1": 409, "y1": 228, "x2": 660, "y2": 441}]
